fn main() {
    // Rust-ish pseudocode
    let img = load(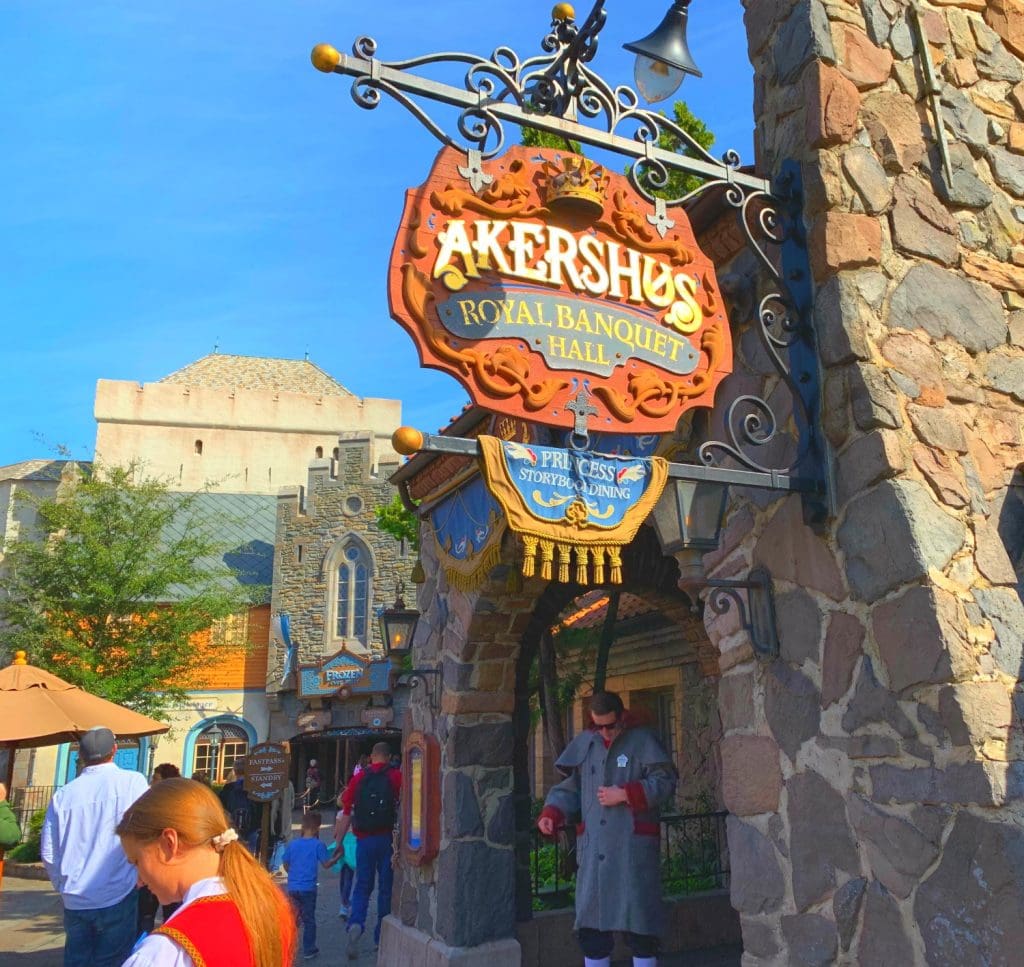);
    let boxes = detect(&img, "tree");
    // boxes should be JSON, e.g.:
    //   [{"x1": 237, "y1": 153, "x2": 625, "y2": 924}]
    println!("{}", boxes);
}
[
  {"x1": 374, "y1": 494, "x2": 419, "y2": 551},
  {"x1": 0, "y1": 463, "x2": 261, "y2": 717},
  {"x1": 638, "y1": 100, "x2": 715, "y2": 201}
]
